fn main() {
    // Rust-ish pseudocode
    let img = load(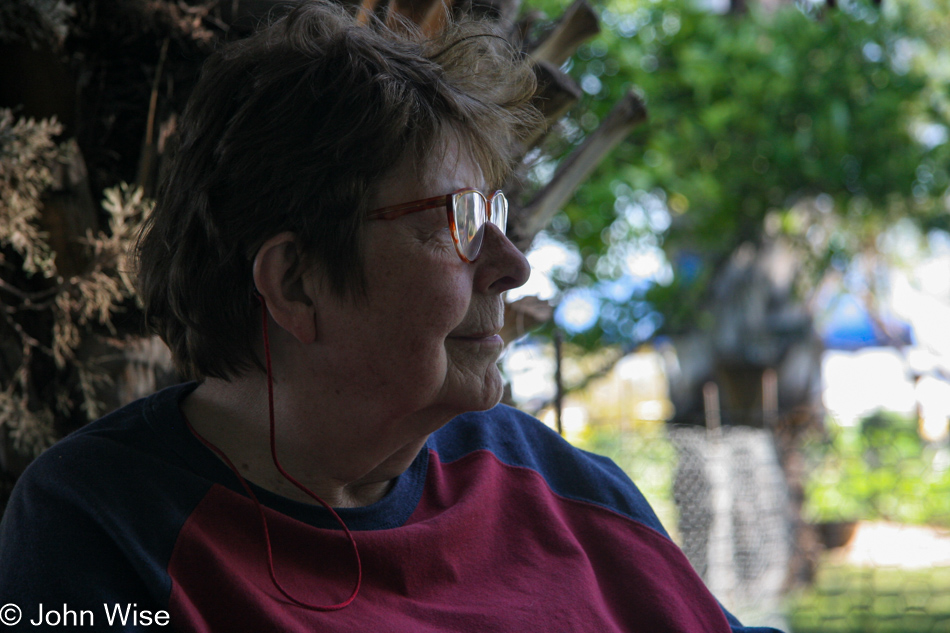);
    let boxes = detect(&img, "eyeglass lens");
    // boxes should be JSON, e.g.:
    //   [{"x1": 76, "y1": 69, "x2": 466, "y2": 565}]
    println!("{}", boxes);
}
[{"x1": 452, "y1": 191, "x2": 507, "y2": 261}]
